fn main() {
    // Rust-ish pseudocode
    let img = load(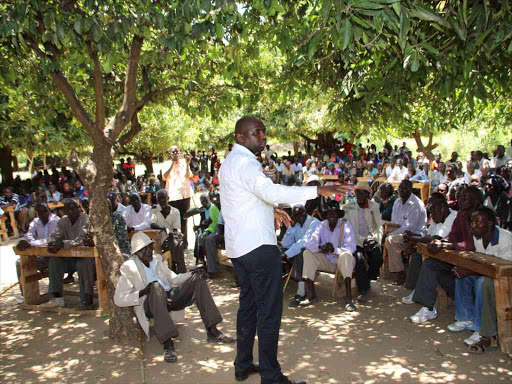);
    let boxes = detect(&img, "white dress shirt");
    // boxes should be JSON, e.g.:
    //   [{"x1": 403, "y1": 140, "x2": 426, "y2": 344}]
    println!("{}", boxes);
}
[
  {"x1": 427, "y1": 210, "x2": 457, "y2": 238},
  {"x1": 123, "y1": 204, "x2": 152, "y2": 231},
  {"x1": 219, "y1": 143, "x2": 318, "y2": 258},
  {"x1": 151, "y1": 205, "x2": 181, "y2": 231},
  {"x1": 387, "y1": 166, "x2": 408, "y2": 182},
  {"x1": 474, "y1": 227, "x2": 512, "y2": 261}
]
